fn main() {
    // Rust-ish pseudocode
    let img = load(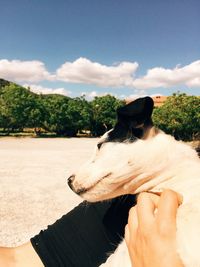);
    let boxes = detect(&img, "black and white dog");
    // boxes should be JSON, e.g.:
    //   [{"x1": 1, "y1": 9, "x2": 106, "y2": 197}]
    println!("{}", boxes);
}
[{"x1": 68, "y1": 97, "x2": 200, "y2": 267}]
